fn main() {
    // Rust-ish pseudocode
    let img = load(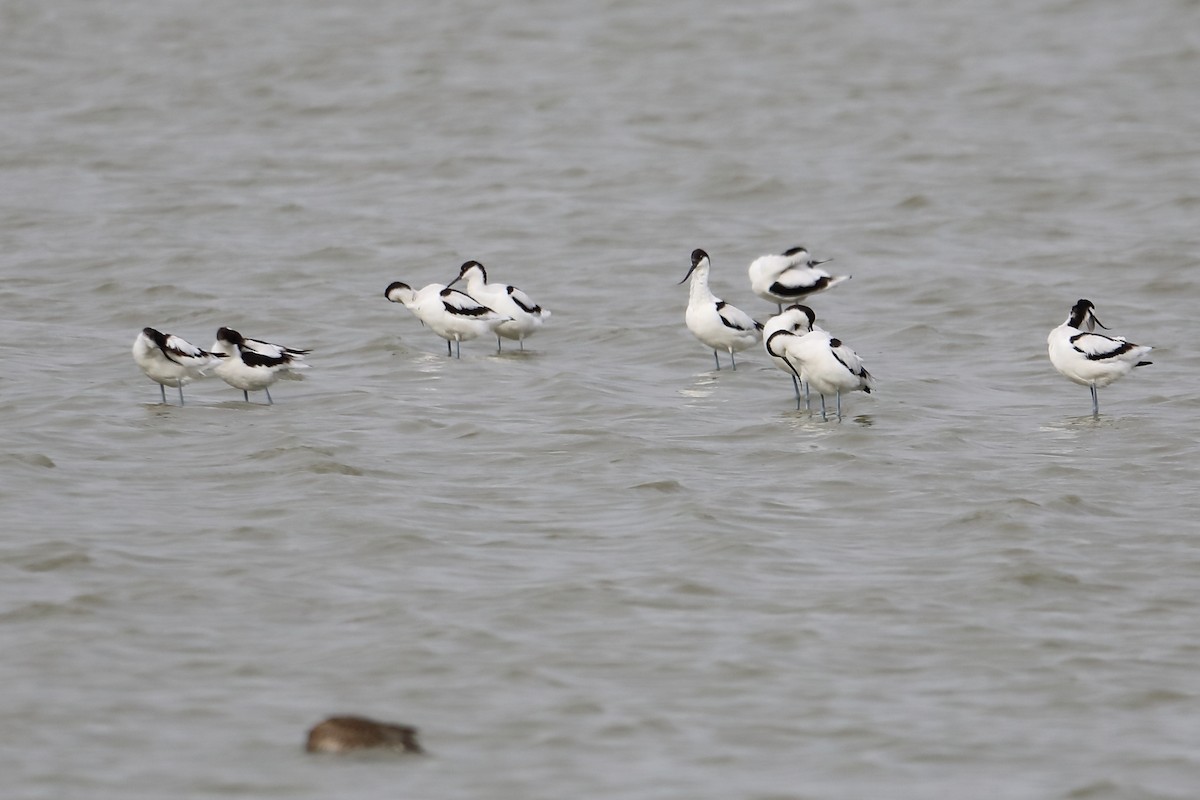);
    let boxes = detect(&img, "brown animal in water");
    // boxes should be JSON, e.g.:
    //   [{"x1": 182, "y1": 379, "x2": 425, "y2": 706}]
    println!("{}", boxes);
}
[{"x1": 305, "y1": 716, "x2": 423, "y2": 754}]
